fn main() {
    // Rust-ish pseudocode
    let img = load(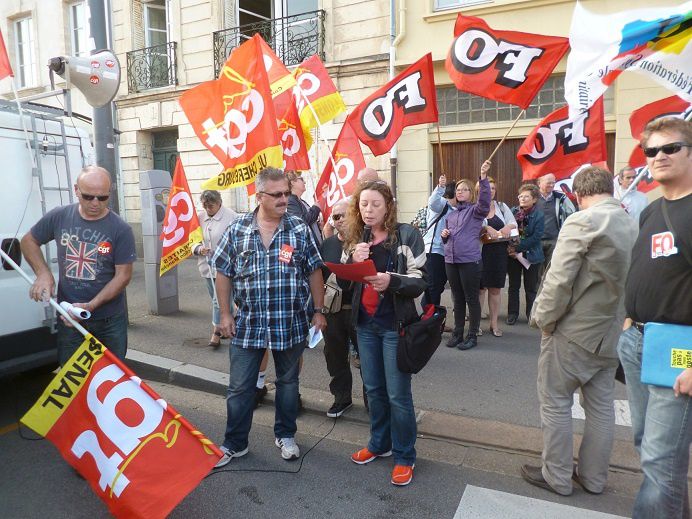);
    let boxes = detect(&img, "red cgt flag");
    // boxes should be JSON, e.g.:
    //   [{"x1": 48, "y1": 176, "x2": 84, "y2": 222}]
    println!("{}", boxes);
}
[
  {"x1": 21, "y1": 335, "x2": 221, "y2": 519},
  {"x1": 256, "y1": 36, "x2": 296, "y2": 99},
  {"x1": 279, "y1": 101, "x2": 311, "y2": 171},
  {"x1": 517, "y1": 97, "x2": 606, "y2": 181},
  {"x1": 294, "y1": 55, "x2": 346, "y2": 133},
  {"x1": 446, "y1": 14, "x2": 569, "y2": 109},
  {"x1": 0, "y1": 28, "x2": 13, "y2": 80},
  {"x1": 179, "y1": 34, "x2": 282, "y2": 191},
  {"x1": 315, "y1": 116, "x2": 366, "y2": 220},
  {"x1": 349, "y1": 53, "x2": 438, "y2": 156},
  {"x1": 159, "y1": 158, "x2": 203, "y2": 275}
]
